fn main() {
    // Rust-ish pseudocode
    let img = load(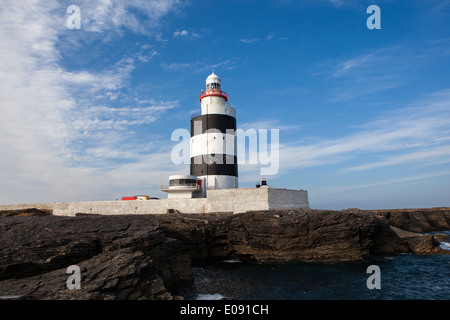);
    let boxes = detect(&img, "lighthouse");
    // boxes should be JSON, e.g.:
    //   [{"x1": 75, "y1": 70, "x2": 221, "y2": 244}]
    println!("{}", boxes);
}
[{"x1": 190, "y1": 72, "x2": 238, "y2": 190}]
